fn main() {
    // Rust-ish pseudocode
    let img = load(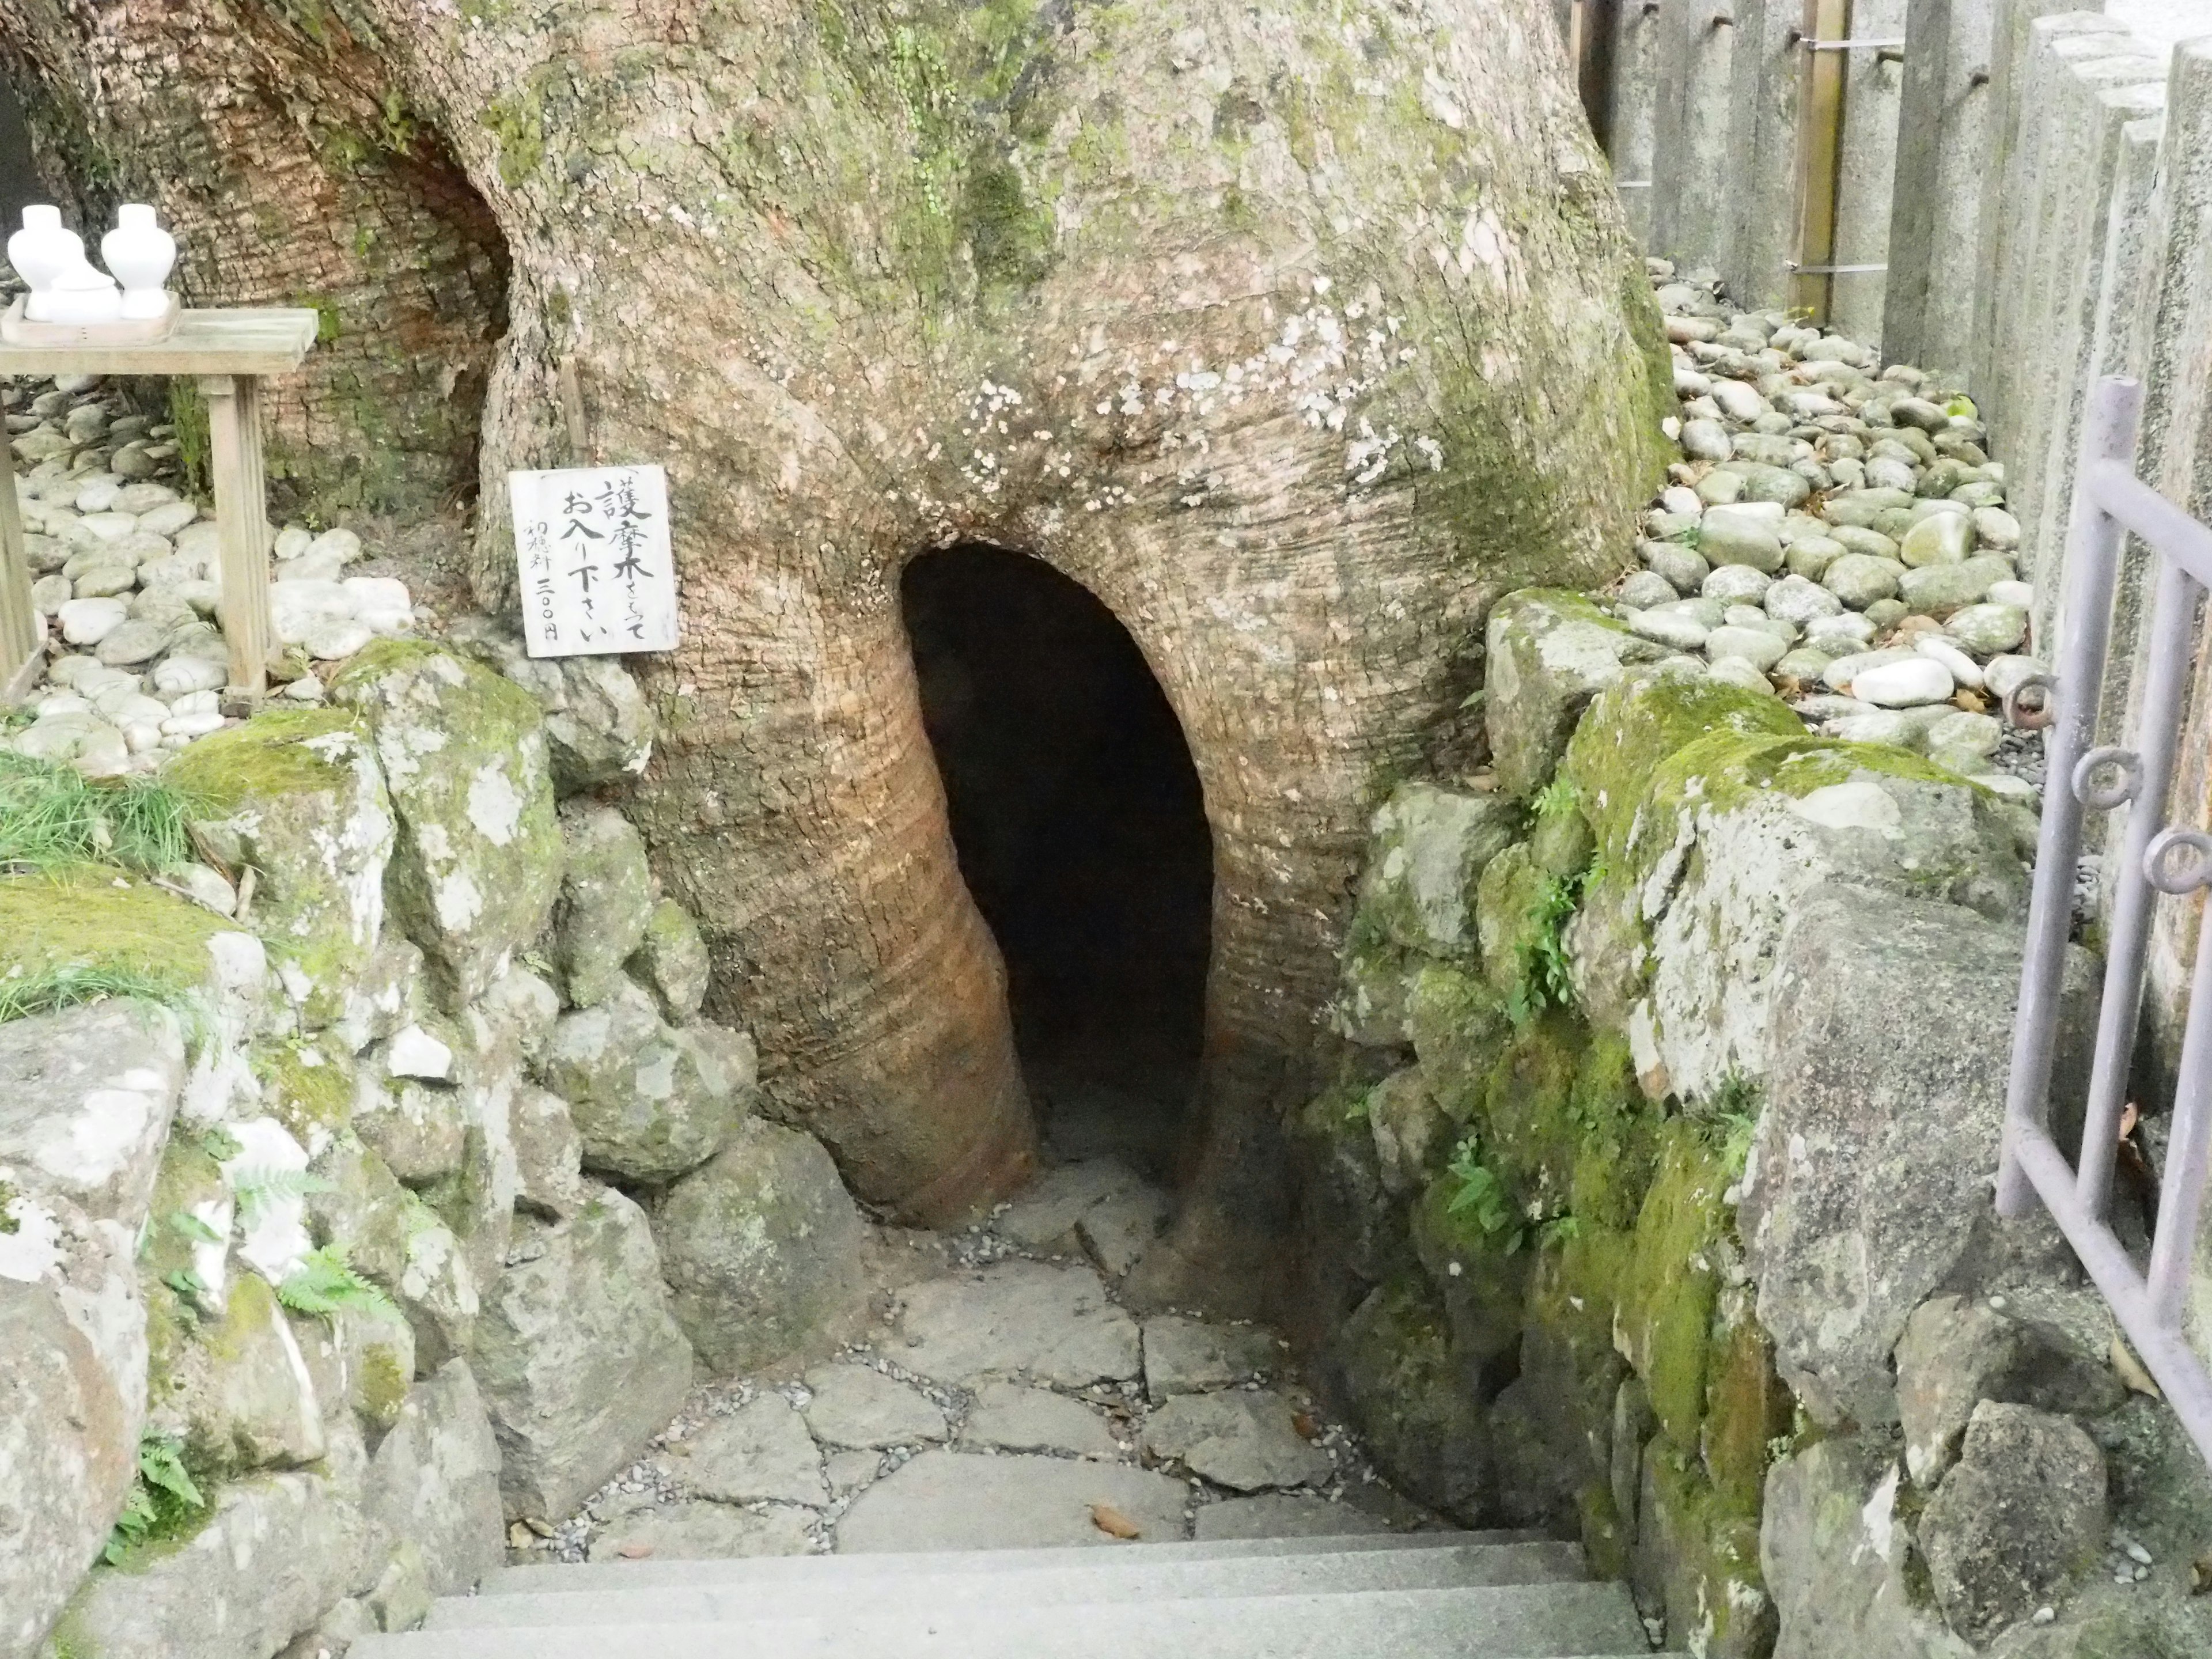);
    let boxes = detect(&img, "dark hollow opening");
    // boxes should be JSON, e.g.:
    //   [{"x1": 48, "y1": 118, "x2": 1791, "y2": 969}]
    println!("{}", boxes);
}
[{"x1": 902, "y1": 544, "x2": 1214, "y2": 1179}]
